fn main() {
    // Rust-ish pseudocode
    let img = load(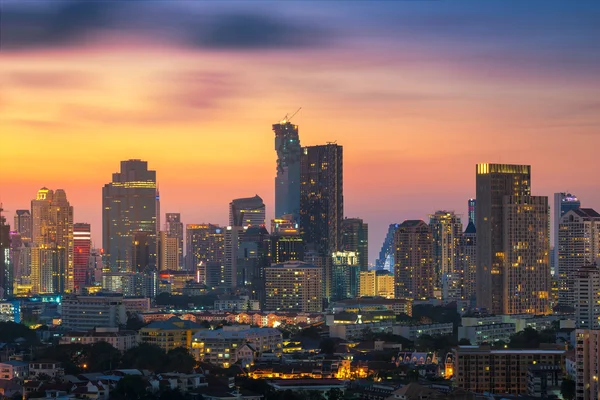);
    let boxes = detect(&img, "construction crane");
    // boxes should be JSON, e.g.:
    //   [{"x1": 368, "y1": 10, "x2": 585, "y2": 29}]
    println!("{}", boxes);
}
[{"x1": 280, "y1": 107, "x2": 302, "y2": 124}]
